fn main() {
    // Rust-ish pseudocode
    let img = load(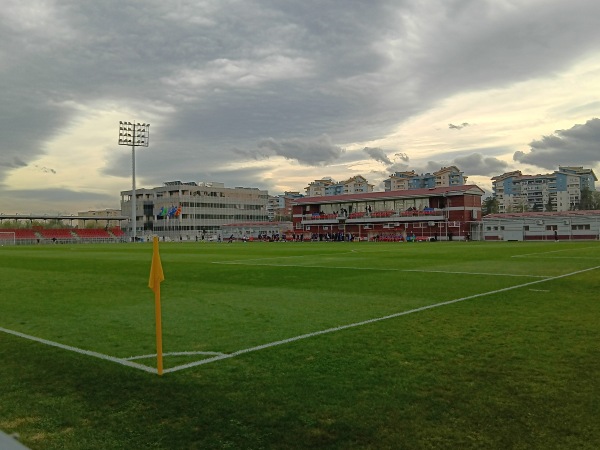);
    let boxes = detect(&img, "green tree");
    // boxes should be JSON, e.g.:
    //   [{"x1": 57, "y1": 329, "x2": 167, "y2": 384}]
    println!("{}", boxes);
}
[
  {"x1": 580, "y1": 186, "x2": 594, "y2": 210},
  {"x1": 481, "y1": 196, "x2": 499, "y2": 215},
  {"x1": 514, "y1": 198, "x2": 529, "y2": 213},
  {"x1": 593, "y1": 191, "x2": 600, "y2": 210}
]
